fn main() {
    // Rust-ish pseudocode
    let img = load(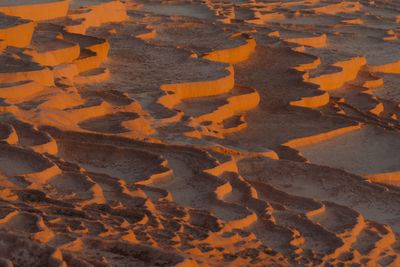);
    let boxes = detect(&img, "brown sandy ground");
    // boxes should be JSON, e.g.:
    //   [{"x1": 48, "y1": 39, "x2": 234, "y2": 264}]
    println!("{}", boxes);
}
[{"x1": 0, "y1": 0, "x2": 400, "y2": 266}]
